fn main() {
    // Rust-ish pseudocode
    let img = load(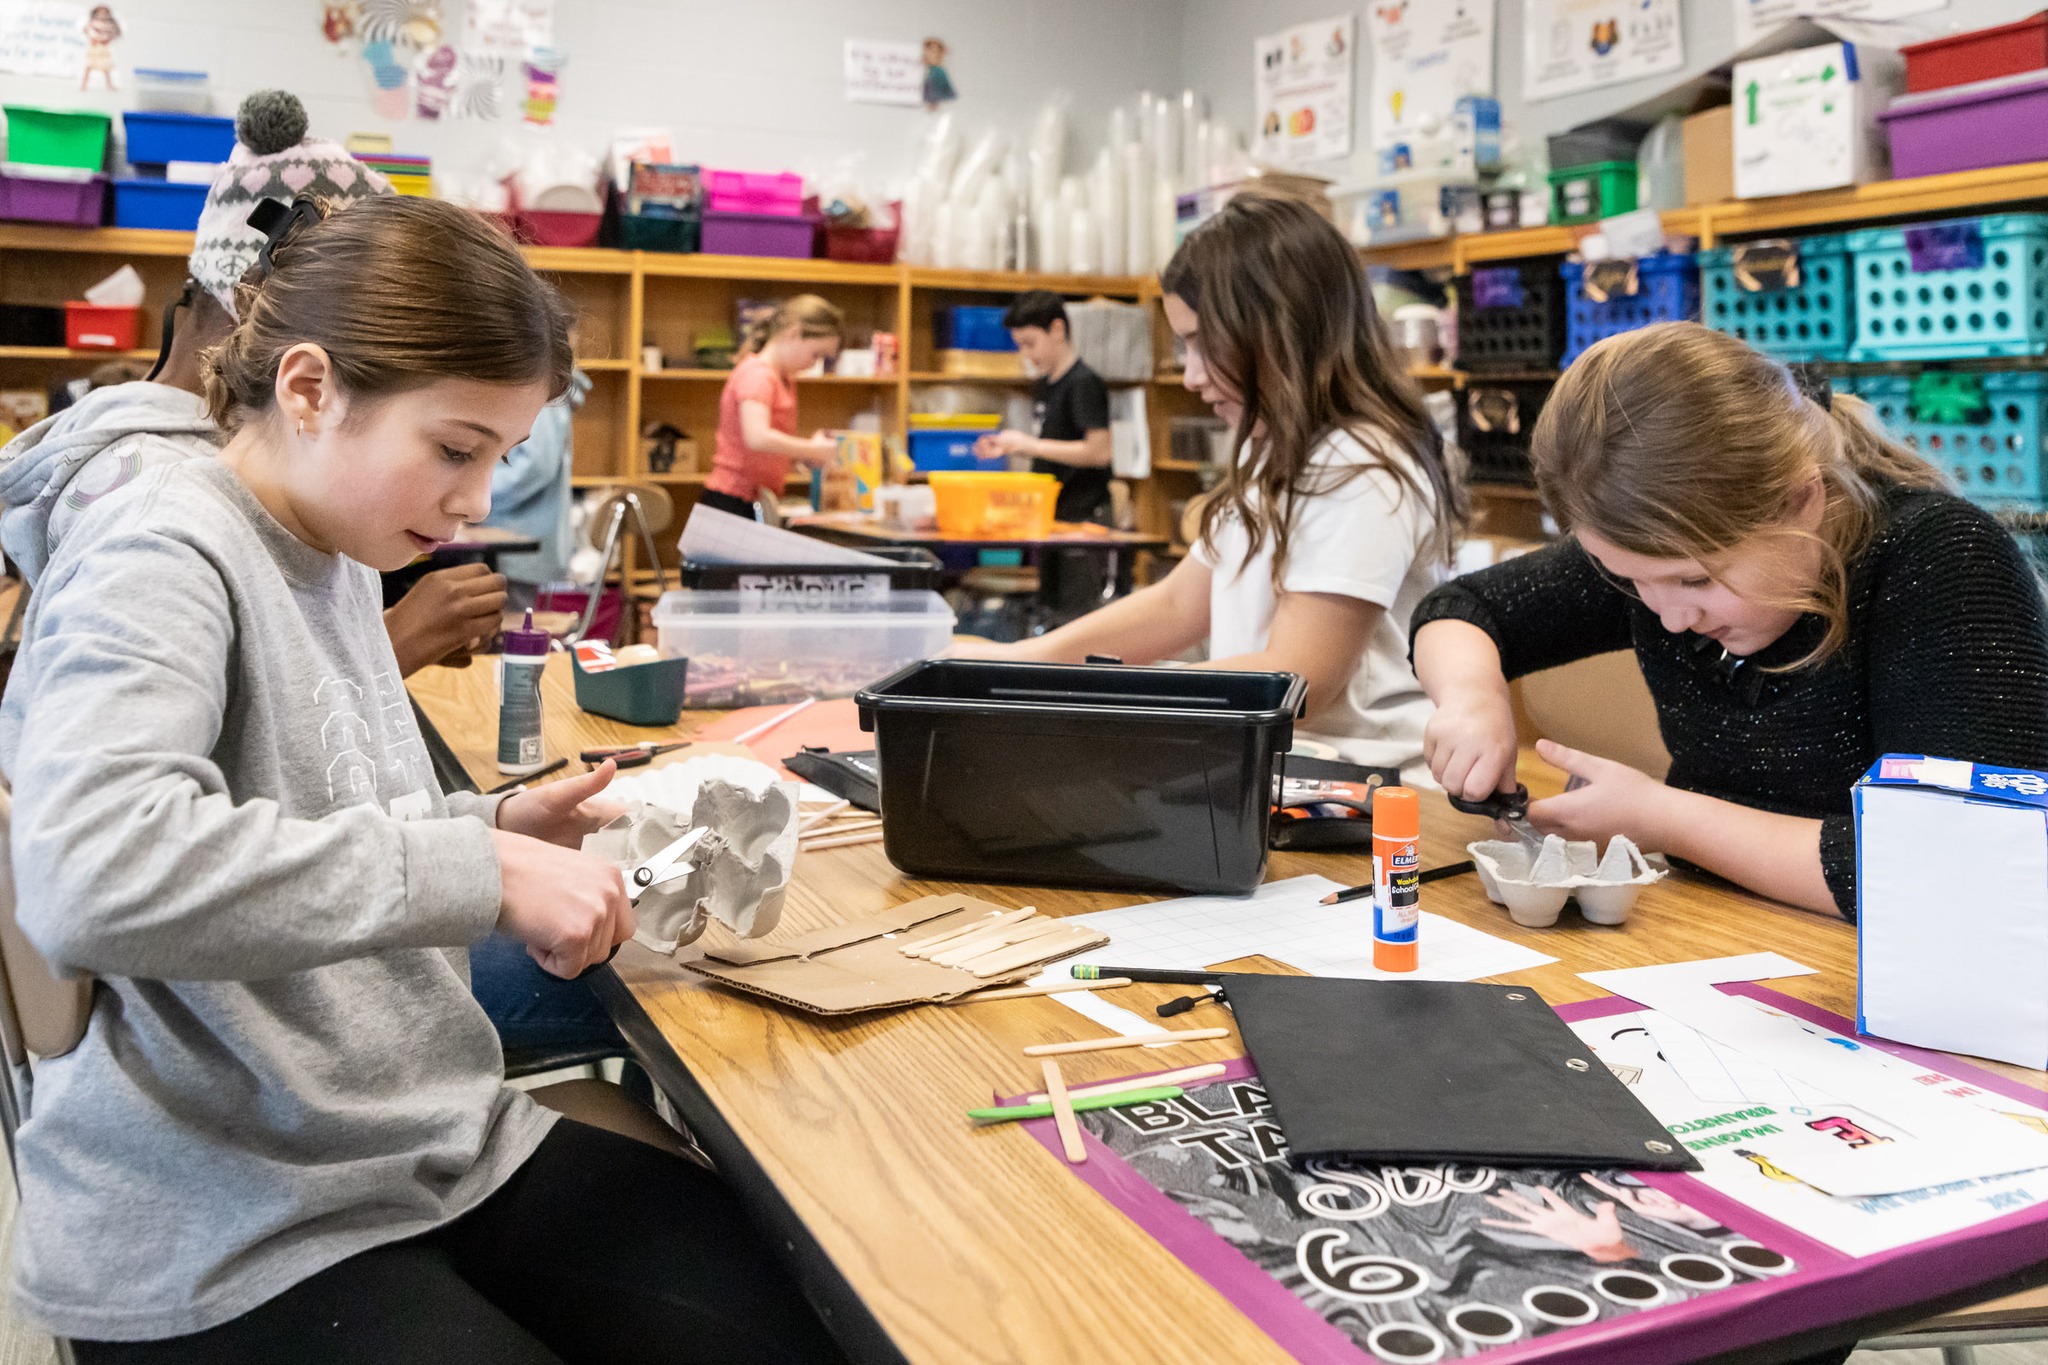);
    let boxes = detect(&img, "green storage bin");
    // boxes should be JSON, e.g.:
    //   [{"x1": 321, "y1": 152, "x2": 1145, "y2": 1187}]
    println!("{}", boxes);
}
[
  {"x1": 571, "y1": 652, "x2": 692, "y2": 727},
  {"x1": 3, "y1": 106, "x2": 111, "y2": 171},
  {"x1": 1548, "y1": 160, "x2": 1637, "y2": 225}
]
